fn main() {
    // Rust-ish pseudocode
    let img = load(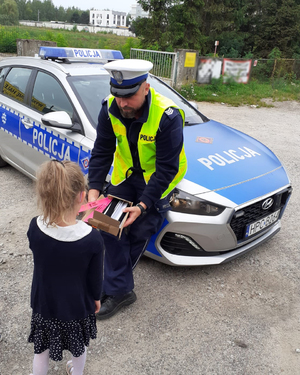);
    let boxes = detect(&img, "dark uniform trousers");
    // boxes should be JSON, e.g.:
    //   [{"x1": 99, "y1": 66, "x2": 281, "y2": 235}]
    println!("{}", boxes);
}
[{"x1": 102, "y1": 173, "x2": 166, "y2": 296}]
